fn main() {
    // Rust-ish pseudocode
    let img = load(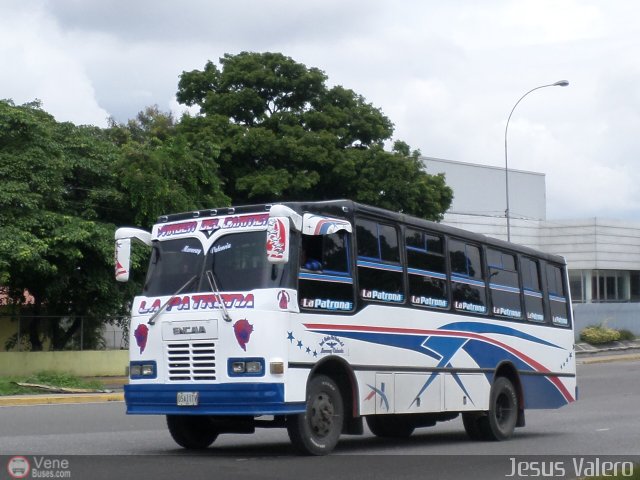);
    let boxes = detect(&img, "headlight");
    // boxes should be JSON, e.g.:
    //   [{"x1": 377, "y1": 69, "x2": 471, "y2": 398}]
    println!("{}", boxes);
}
[
  {"x1": 231, "y1": 361, "x2": 246, "y2": 374},
  {"x1": 228, "y1": 358, "x2": 265, "y2": 377},
  {"x1": 130, "y1": 361, "x2": 156, "y2": 378},
  {"x1": 245, "y1": 361, "x2": 263, "y2": 374}
]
